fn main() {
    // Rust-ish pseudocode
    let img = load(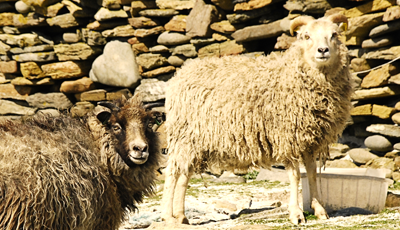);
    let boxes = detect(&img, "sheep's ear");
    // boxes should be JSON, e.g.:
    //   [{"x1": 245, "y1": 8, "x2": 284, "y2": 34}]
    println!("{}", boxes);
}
[
  {"x1": 128, "y1": 93, "x2": 143, "y2": 106},
  {"x1": 120, "y1": 94, "x2": 128, "y2": 105},
  {"x1": 92, "y1": 106, "x2": 112, "y2": 124},
  {"x1": 339, "y1": 22, "x2": 347, "y2": 33},
  {"x1": 290, "y1": 15, "x2": 314, "y2": 36},
  {"x1": 97, "y1": 111, "x2": 111, "y2": 124},
  {"x1": 327, "y1": 13, "x2": 348, "y2": 32}
]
